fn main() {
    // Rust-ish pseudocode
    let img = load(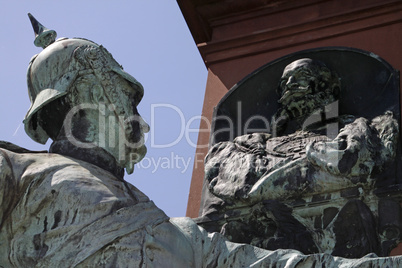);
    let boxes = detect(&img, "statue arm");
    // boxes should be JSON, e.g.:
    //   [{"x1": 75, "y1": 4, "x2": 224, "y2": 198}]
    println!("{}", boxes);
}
[
  {"x1": 170, "y1": 217, "x2": 402, "y2": 267},
  {"x1": 247, "y1": 112, "x2": 399, "y2": 202},
  {"x1": 307, "y1": 112, "x2": 399, "y2": 177},
  {"x1": 204, "y1": 133, "x2": 273, "y2": 201}
]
